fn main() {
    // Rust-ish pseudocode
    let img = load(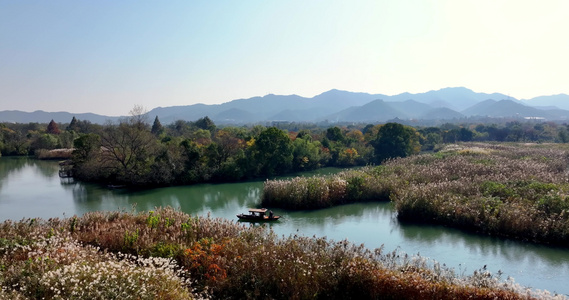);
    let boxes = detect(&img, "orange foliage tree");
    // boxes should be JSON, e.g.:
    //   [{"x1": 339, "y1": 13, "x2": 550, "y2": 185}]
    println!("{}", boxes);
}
[{"x1": 47, "y1": 119, "x2": 61, "y2": 134}]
